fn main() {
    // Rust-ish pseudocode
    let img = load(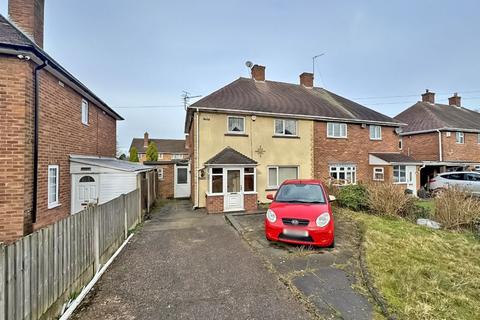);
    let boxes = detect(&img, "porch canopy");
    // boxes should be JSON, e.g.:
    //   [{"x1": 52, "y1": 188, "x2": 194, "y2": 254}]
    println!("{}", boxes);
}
[
  {"x1": 205, "y1": 147, "x2": 257, "y2": 166},
  {"x1": 369, "y1": 152, "x2": 422, "y2": 165}
]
